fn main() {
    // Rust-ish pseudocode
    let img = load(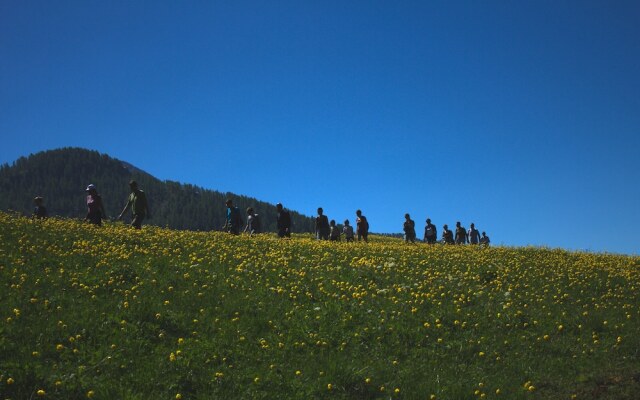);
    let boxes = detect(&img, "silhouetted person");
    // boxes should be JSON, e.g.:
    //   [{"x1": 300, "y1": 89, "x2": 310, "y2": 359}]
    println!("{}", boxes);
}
[
  {"x1": 223, "y1": 199, "x2": 242, "y2": 235},
  {"x1": 468, "y1": 223, "x2": 481, "y2": 245},
  {"x1": 480, "y1": 231, "x2": 491, "y2": 246},
  {"x1": 356, "y1": 209, "x2": 369, "y2": 242},
  {"x1": 424, "y1": 218, "x2": 437, "y2": 244},
  {"x1": 403, "y1": 213, "x2": 416, "y2": 243},
  {"x1": 315, "y1": 207, "x2": 330, "y2": 240},
  {"x1": 276, "y1": 203, "x2": 291, "y2": 238},
  {"x1": 329, "y1": 219, "x2": 341, "y2": 241},
  {"x1": 343, "y1": 219, "x2": 355, "y2": 242},
  {"x1": 442, "y1": 224, "x2": 454, "y2": 244},
  {"x1": 33, "y1": 196, "x2": 47, "y2": 219},
  {"x1": 244, "y1": 207, "x2": 261, "y2": 236},
  {"x1": 85, "y1": 184, "x2": 107, "y2": 226},
  {"x1": 455, "y1": 221, "x2": 468, "y2": 244},
  {"x1": 117, "y1": 180, "x2": 150, "y2": 229}
]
